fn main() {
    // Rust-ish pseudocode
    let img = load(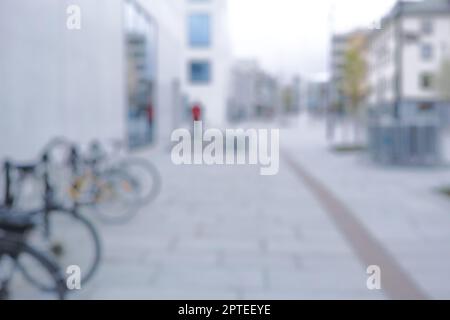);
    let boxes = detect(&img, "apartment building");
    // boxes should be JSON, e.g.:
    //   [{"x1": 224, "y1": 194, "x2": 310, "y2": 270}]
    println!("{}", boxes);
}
[
  {"x1": 330, "y1": 33, "x2": 350, "y2": 113},
  {"x1": 0, "y1": 0, "x2": 185, "y2": 159},
  {"x1": 228, "y1": 60, "x2": 259, "y2": 121},
  {"x1": 228, "y1": 60, "x2": 280, "y2": 121},
  {"x1": 182, "y1": 0, "x2": 232, "y2": 127},
  {"x1": 367, "y1": 0, "x2": 450, "y2": 124}
]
